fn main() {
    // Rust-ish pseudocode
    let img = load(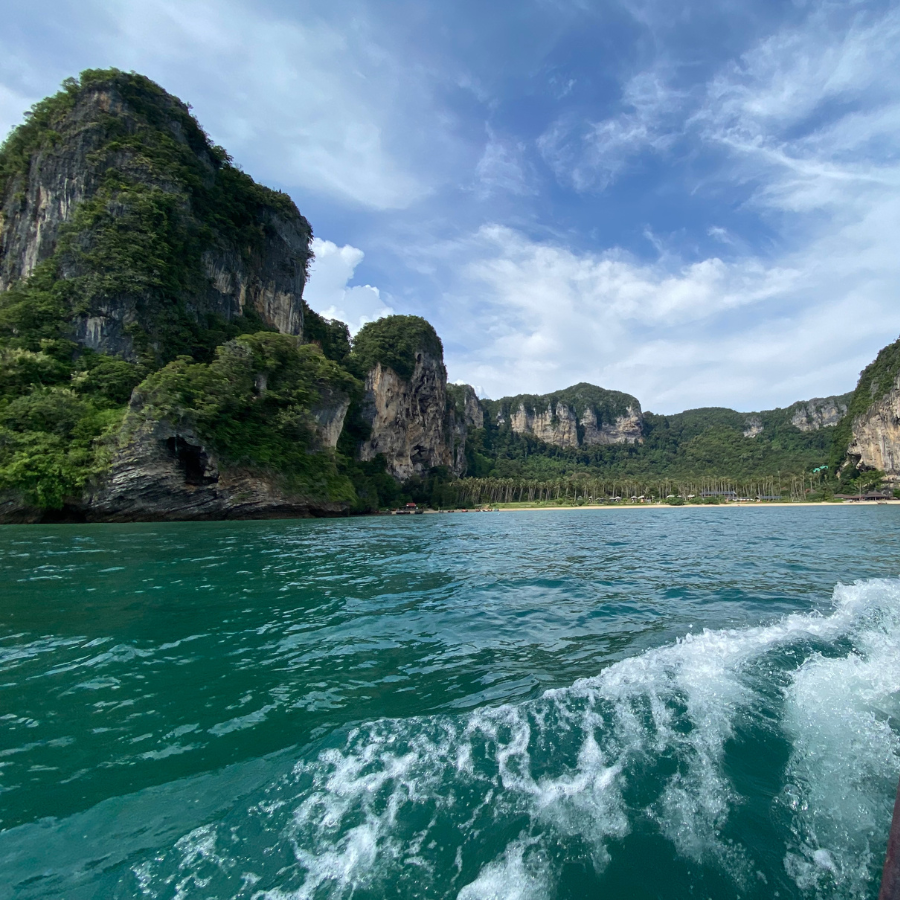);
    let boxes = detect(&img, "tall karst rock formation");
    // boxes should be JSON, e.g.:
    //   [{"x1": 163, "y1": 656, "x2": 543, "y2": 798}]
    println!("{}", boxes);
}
[
  {"x1": 0, "y1": 70, "x2": 370, "y2": 522},
  {"x1": 0, "y1": 69, "x2": 312, "y2": 362},
  {"x1": 350, "y1": 316, "x2": 468, "y2": 481},
  {"x1": 838, "y1": 337, "x2": 900, "y2": 483}
]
